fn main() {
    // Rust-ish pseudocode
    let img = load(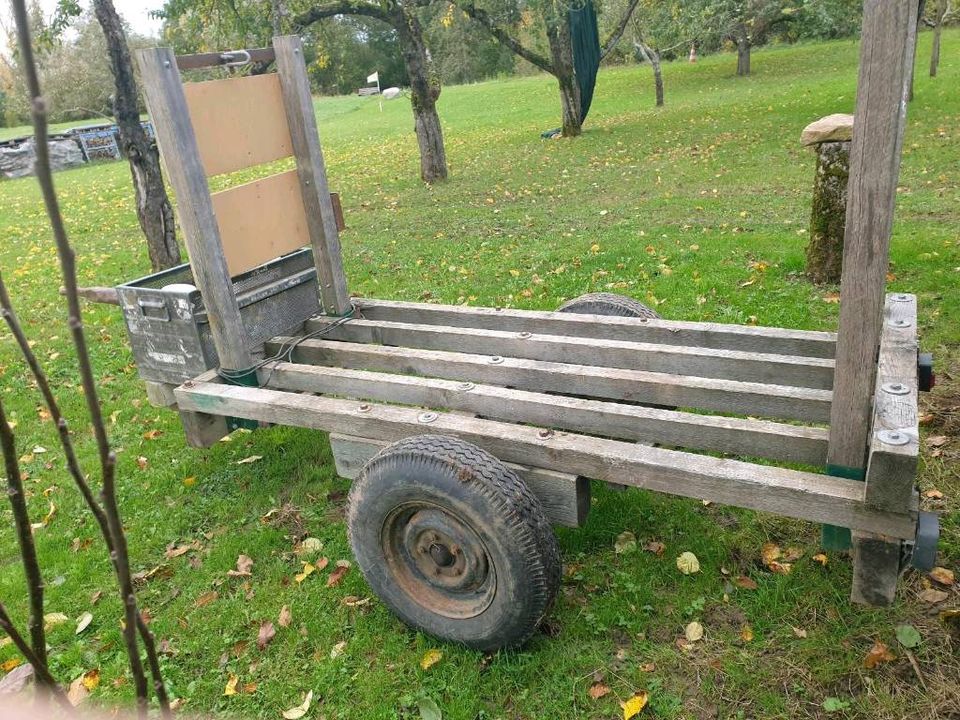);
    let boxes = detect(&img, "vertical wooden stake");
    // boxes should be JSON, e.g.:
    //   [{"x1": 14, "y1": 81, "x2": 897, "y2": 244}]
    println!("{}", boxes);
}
[
  {"x1": 135, "y1": 47, "x2": 253, "y2": 373},
  {"x1": 274, "y1": 35, "x2": 352, "y2": 316}
]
